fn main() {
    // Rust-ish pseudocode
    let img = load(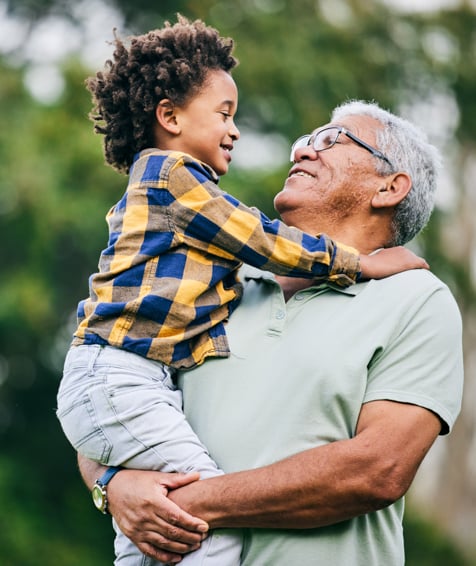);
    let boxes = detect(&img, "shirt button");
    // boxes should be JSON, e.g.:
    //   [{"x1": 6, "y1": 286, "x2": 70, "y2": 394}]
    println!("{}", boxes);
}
[
  {"x1": 295, "y1": 294, "x2": 304, "y2": 301},
  {"x1": 275, "y1": 309, "x2": 285, "y2": 320}
]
